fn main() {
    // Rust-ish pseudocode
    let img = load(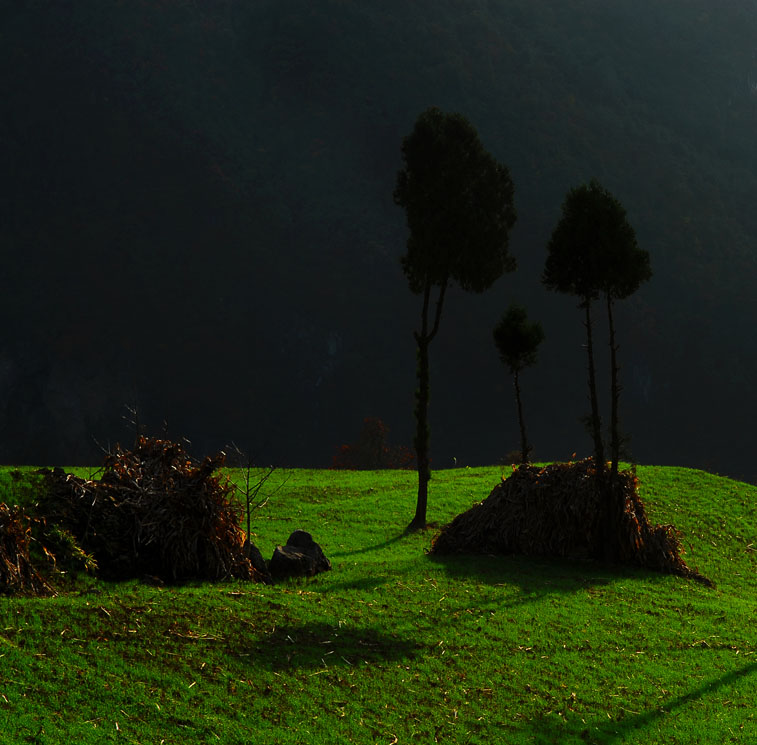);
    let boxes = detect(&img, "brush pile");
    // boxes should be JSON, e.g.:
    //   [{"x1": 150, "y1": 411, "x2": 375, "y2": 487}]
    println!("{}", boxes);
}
[
  {"x1": 40, "y1": 436, "x2": 267, "y2": 583},
  {"x1": 431, "y1": 459, "x2": 711, "y2": 585},
  {"x1": 0, "y1": 503, "x2": 53, "y2": 595}
]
